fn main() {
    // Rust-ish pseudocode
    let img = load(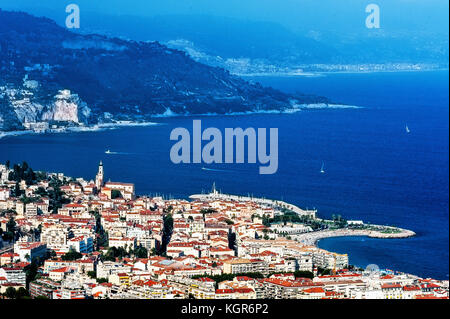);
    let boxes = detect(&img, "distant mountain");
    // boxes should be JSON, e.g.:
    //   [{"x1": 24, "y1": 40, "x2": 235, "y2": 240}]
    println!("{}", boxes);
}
[
  {"x1": 77, "y1": 14, "x2": 336, "y2": 63},
  {"x1": 68, "y1": 13, "x2": 449, "y2": 73},
  {"x1": 0, "y1": 10, "x2": 329, "y2": 132}
]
